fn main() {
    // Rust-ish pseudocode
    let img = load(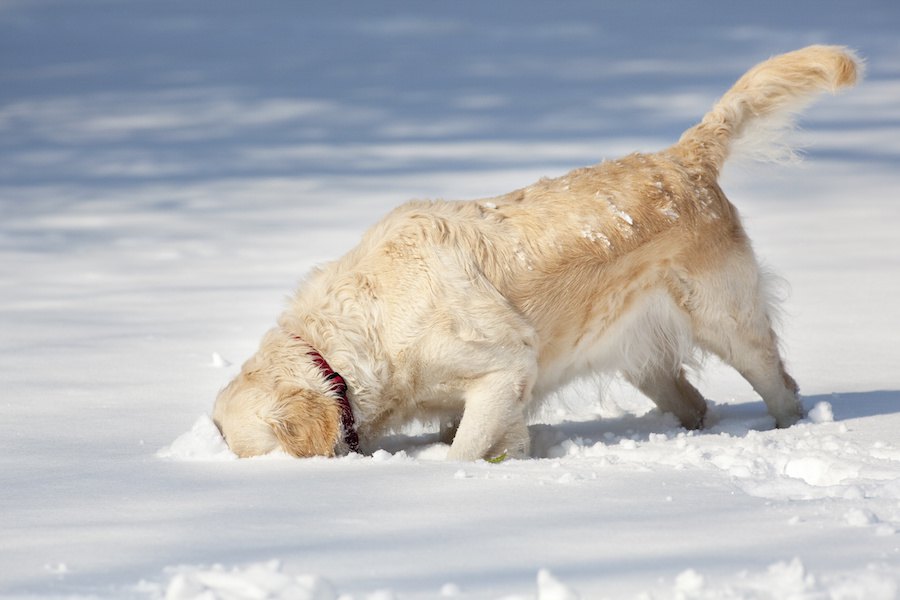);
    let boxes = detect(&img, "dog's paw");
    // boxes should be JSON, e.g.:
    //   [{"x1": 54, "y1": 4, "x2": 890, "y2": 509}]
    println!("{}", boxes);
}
[{"x1": 774, "y1": 408, "x2": 804, "y2": 429}]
